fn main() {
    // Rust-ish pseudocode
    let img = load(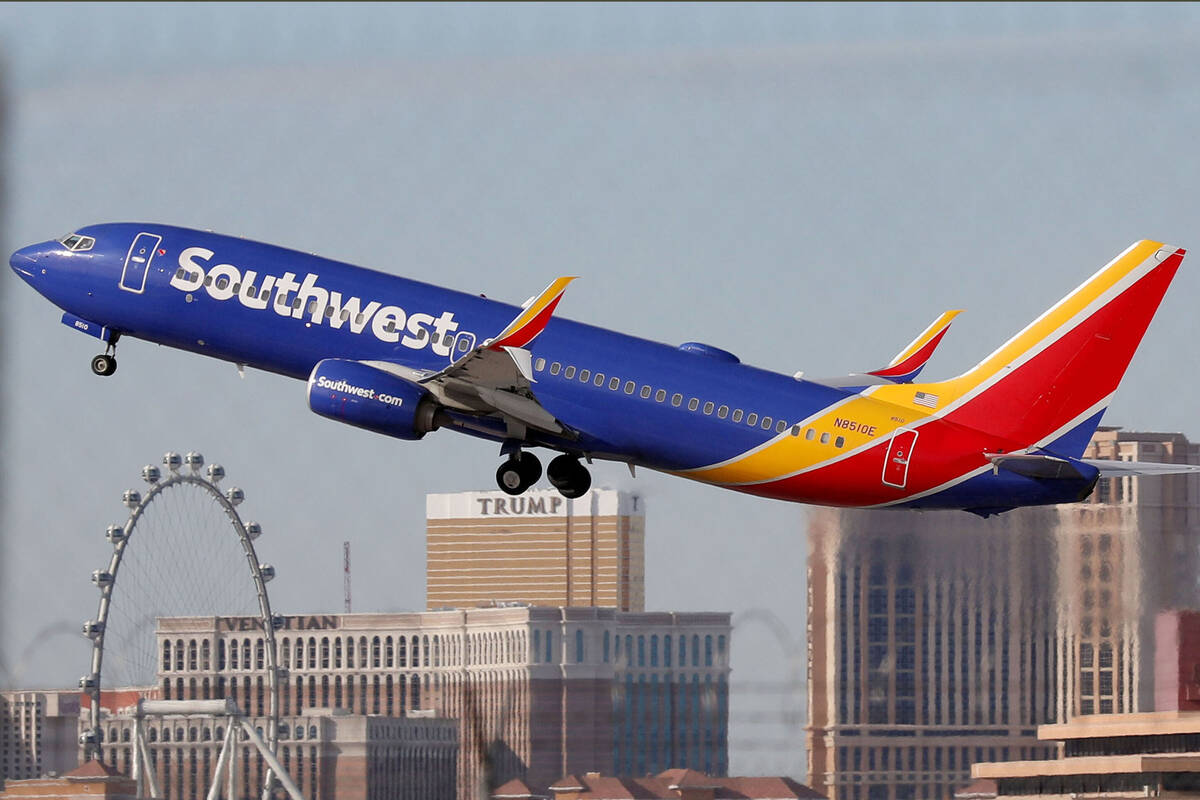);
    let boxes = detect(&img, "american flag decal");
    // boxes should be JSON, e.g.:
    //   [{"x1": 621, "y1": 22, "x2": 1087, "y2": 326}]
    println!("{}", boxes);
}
[{"x1": 914, "y1": 391, "x2": 939, "y2": 409}]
